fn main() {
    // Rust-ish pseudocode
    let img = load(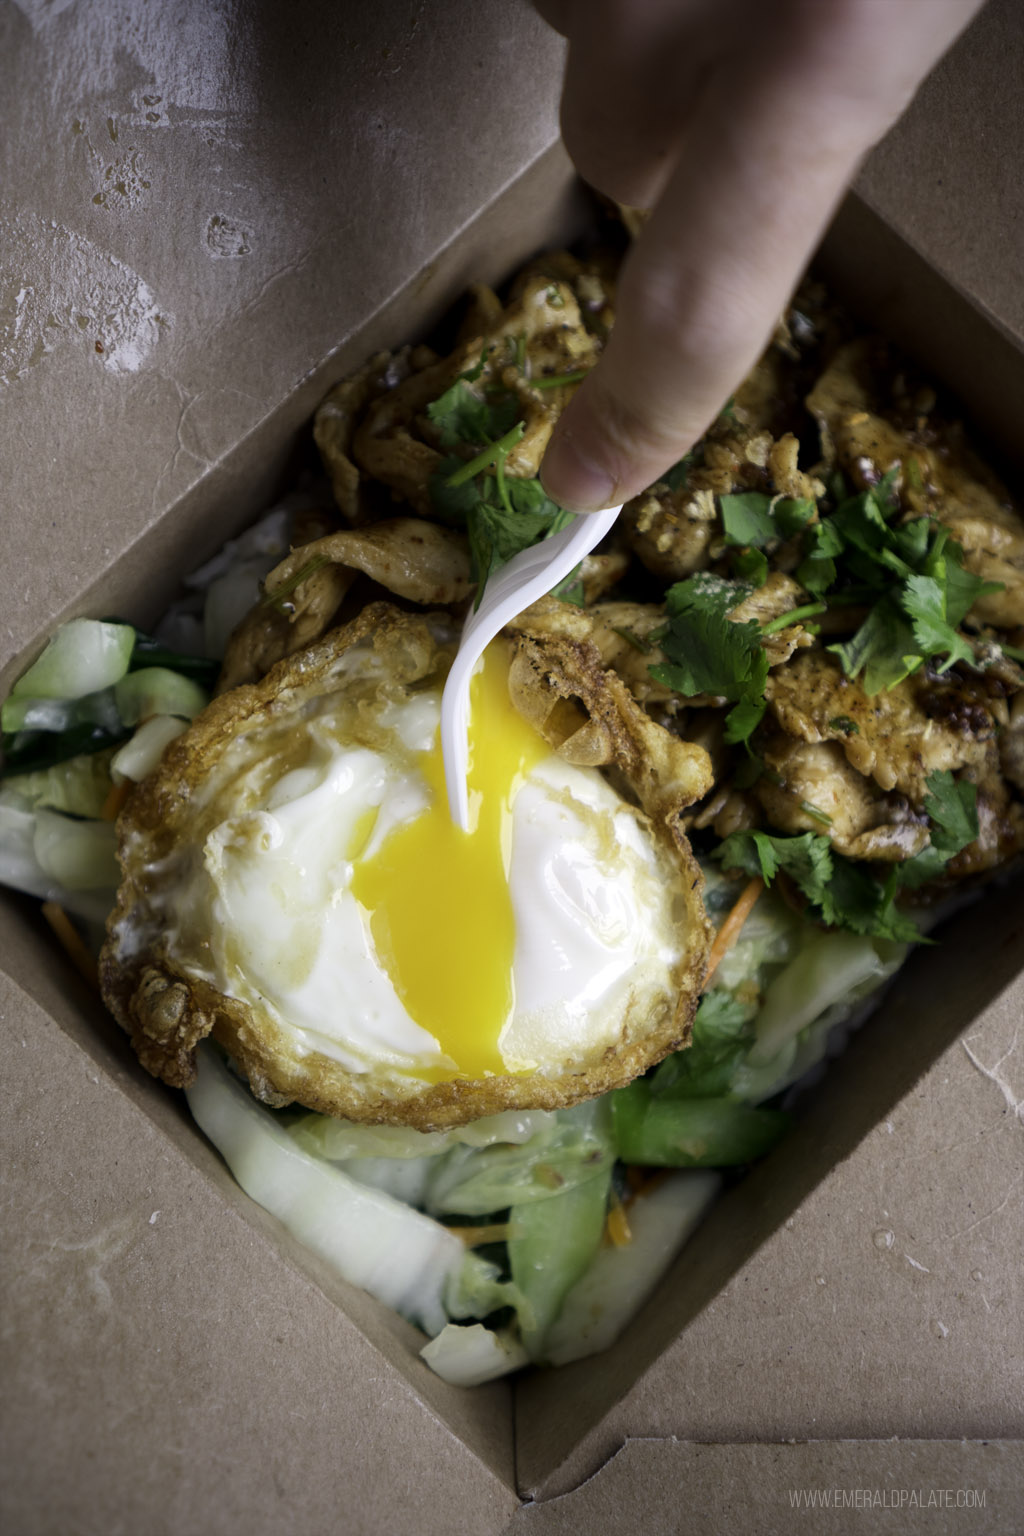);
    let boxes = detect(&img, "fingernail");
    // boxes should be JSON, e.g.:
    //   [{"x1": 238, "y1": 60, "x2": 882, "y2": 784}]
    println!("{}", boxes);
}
[{"x1": 541, "y1": 431, "x2": 616, "y2": 512}]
